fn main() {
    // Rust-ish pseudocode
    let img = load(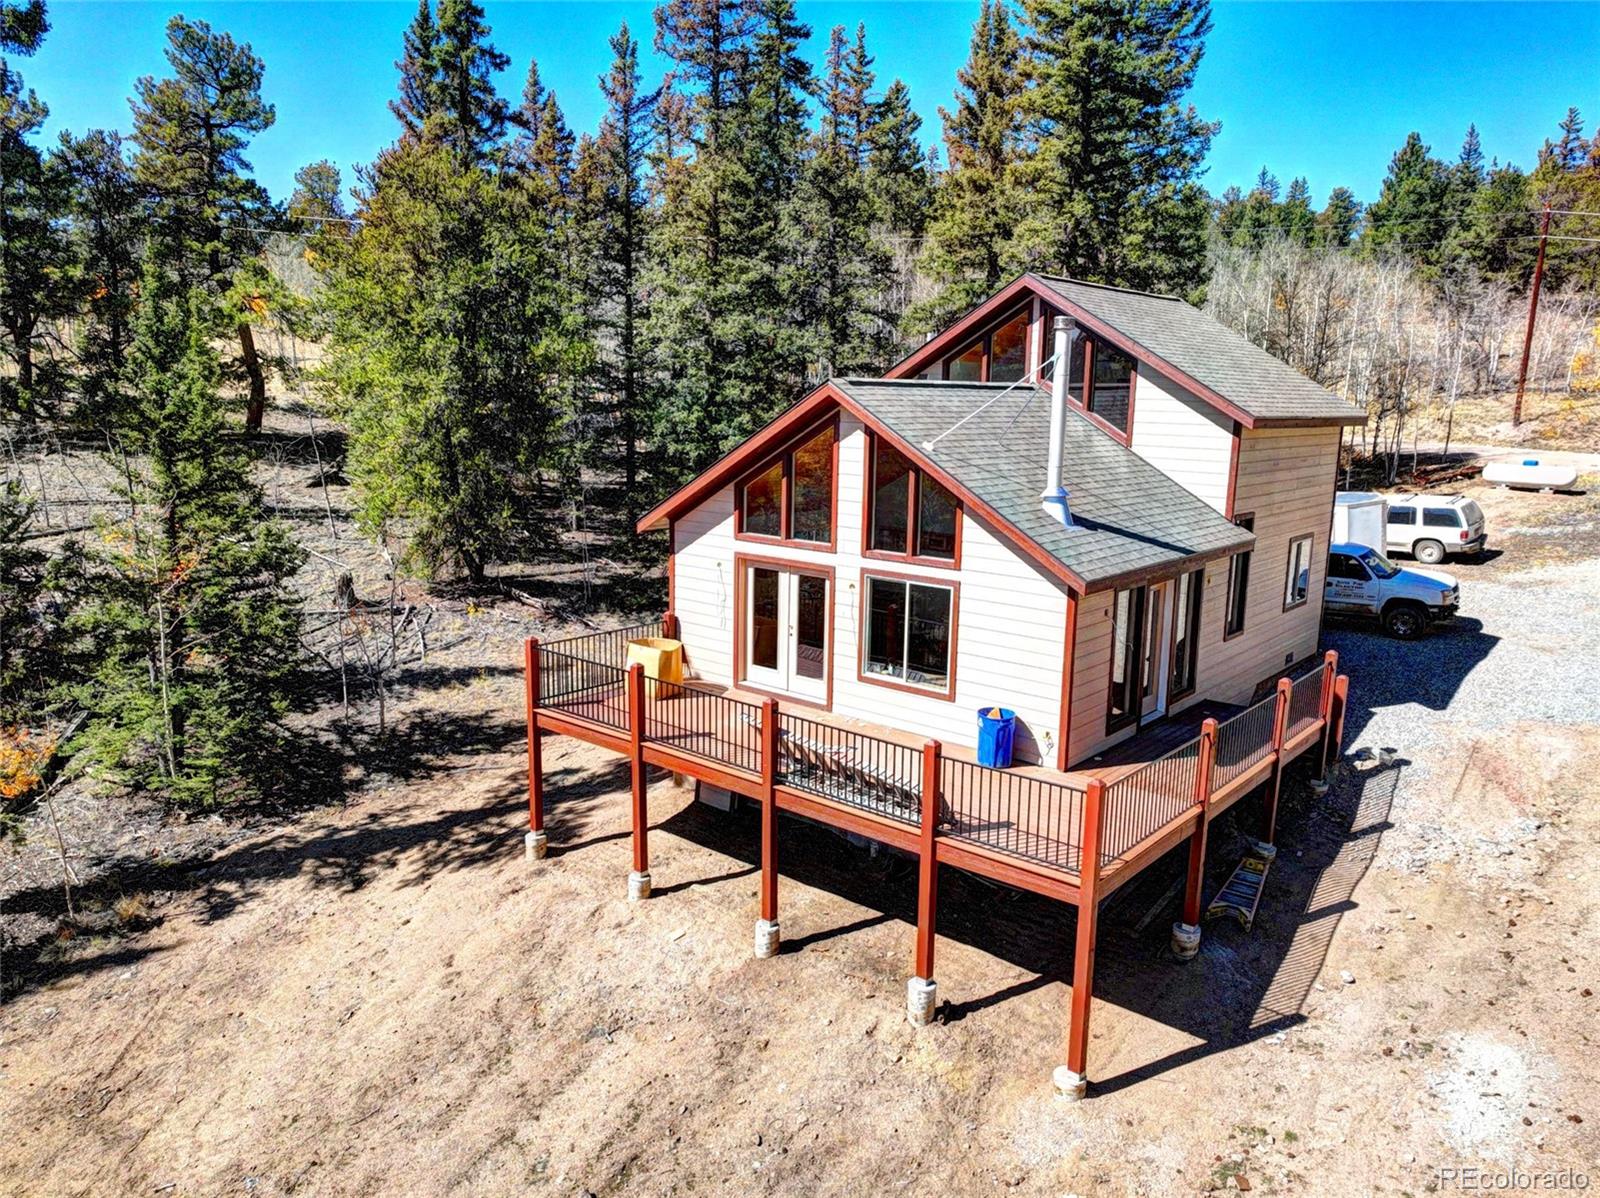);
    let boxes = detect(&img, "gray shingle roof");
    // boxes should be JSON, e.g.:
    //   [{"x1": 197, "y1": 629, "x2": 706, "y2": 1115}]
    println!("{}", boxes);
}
[
  {"x1": 1032, "y1": 275, "x2": 1366, "y2": 426},
  {"x1": 834, "y1": 378, "x2": 1253, "y2": 589}
]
